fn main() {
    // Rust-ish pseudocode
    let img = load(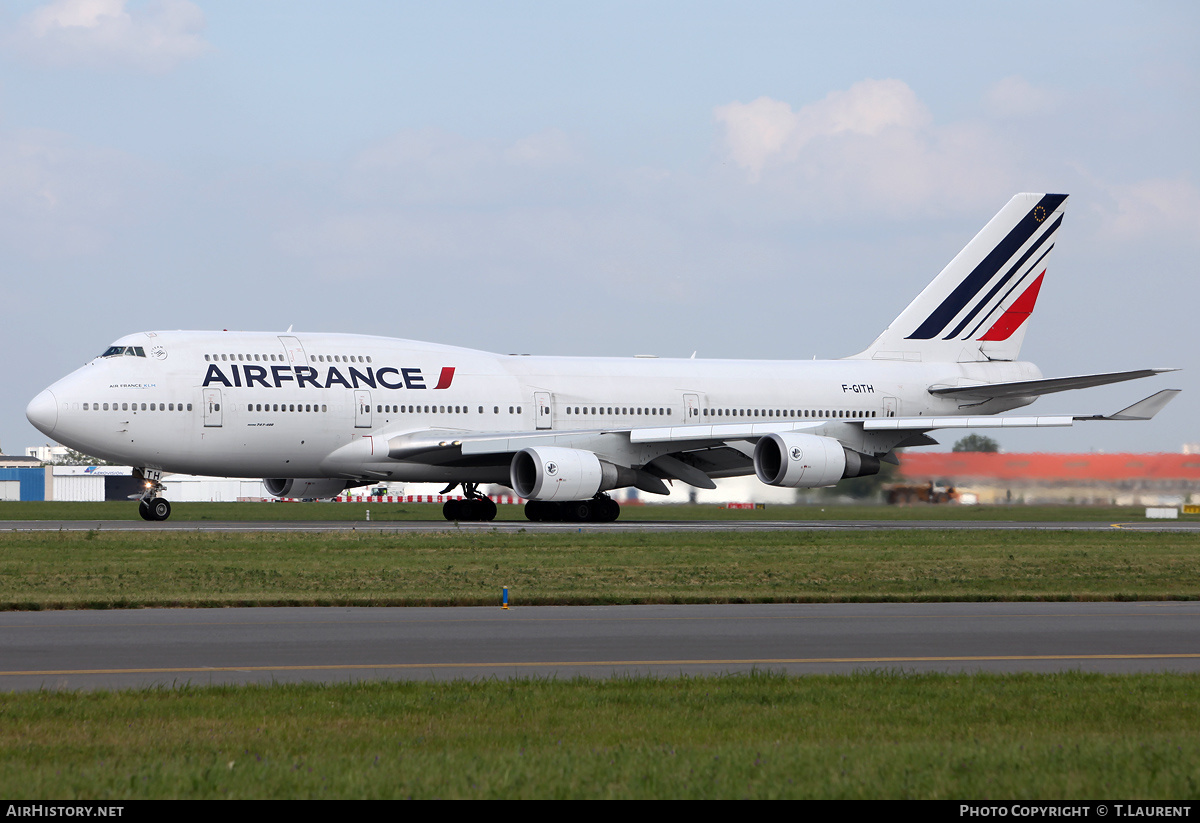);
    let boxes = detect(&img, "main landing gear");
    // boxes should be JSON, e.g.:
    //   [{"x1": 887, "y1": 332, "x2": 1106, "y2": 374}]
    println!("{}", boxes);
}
[
  {"x1": 524, "y1": 494, "x2": 620, "y2": 523},
  {"x1": 441, "y1": 483, "x2": 498, "y2": 522},
  {"x1": 135, "y1": 468, "x2": 172, "y2": 521}
]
